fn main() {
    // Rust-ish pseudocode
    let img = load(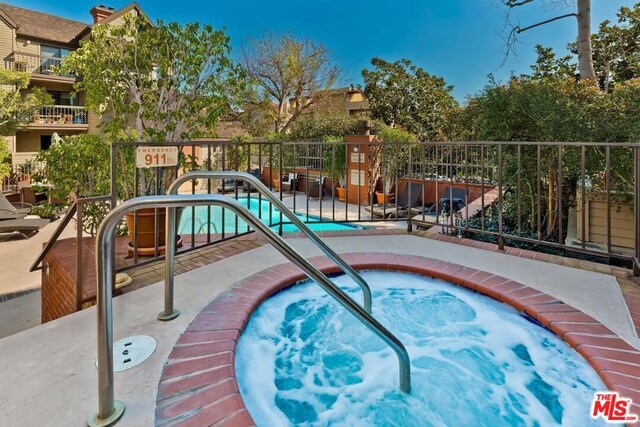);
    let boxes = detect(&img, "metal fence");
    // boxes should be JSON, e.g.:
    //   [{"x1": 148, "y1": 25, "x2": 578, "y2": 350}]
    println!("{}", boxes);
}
[{"x1": 94, "y1": 140, "x2": 639, "y2": 273}]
